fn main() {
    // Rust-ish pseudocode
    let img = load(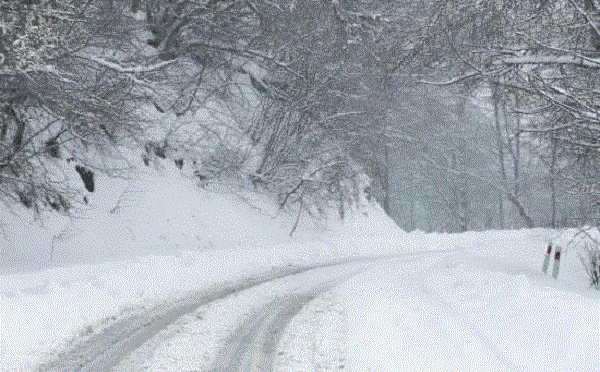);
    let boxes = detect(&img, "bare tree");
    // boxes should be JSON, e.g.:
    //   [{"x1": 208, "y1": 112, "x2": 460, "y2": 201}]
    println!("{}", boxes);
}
[{"x1": 0, "y1": 0, "x2": 167, "y2": 211}]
